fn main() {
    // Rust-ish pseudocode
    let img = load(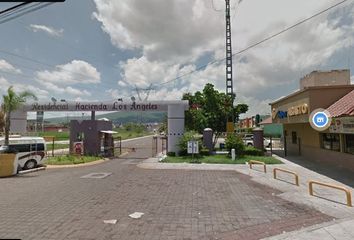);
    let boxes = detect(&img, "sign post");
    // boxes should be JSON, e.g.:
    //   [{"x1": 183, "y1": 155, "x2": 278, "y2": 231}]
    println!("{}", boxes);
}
[{"x1": 187, "y1": 140, "x2": 199, "y2": 162}]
